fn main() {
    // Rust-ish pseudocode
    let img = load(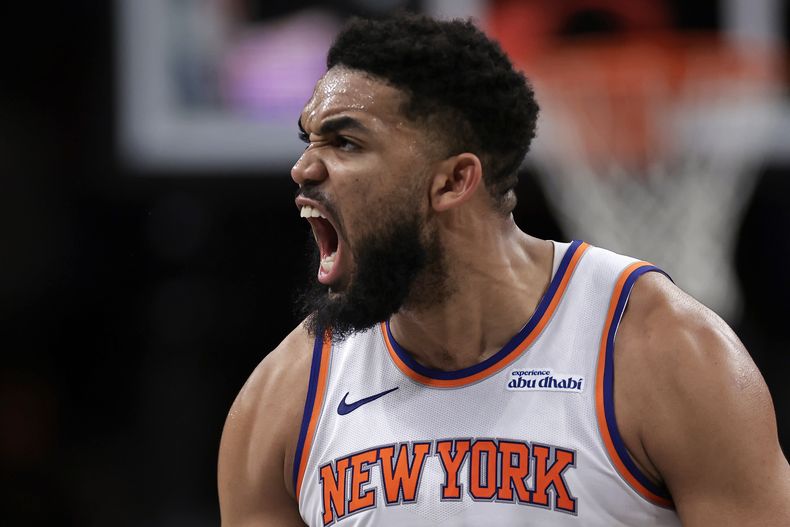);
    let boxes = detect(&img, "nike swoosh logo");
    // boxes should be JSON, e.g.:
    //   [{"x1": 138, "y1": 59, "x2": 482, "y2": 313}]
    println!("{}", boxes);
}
[{"x1": 337, "y1": 387, "x2": 399, "y2": 416}]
